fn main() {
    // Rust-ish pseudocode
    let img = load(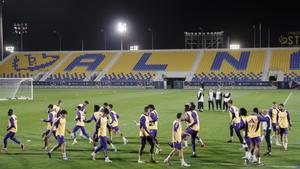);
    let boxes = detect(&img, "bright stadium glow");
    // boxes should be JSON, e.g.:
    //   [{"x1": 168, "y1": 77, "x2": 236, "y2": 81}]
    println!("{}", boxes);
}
[
  {"x1": 230, "y1": 43, "x2": 240, "y2": 50},
  {"x1": 117, "y1": 22, "x2": 127, "y2": 34},
  {"x1": 5, "y1": 46, "x2": 15, "y2": 53},
  {"x1": 130, "y1": 45, "x2": 139, "y2": 51}
]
